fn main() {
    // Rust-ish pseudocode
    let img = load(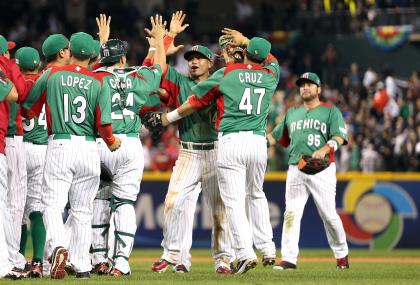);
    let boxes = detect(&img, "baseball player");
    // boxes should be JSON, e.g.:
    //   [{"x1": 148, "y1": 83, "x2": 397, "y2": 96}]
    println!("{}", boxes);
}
[
  {"x1": 90, "y1": 17, "x2": 166, "y2": 276},
  {"x1": 0, "y1": 34, "x2": 33, "y2": 276},
  {"x1": 18, "y1": 34, "x2": 71, "y2": 278},
  {"x1": 0, "y1": 70, "x2": 26, "y2": 280},
  {"x1": 41, "y1": 34, "x2": 71, "y2": 69},
  {"x1": 147, "y1": 12, "x2": 234, "y2": 274},
  {"x1": 14, "y1": 47, "x2": 48, "y2": 278},
  {"x1": 267, "y1": 72, "x2": 350, "y2": 270},
  {"x1": 150, "y1": 31, "x2": 280, "y2": 274},
  {"x1": 22, "y1": 32, "x2": 121, "y2": 279}
]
